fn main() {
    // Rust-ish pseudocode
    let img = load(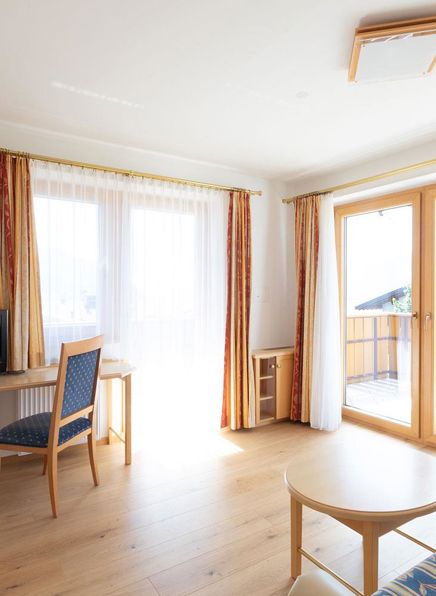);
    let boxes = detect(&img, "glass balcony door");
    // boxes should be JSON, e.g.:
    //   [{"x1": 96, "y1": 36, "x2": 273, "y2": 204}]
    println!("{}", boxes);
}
[{"x1": 336, "y1": 191, "x2": 421, "y2": 438}]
